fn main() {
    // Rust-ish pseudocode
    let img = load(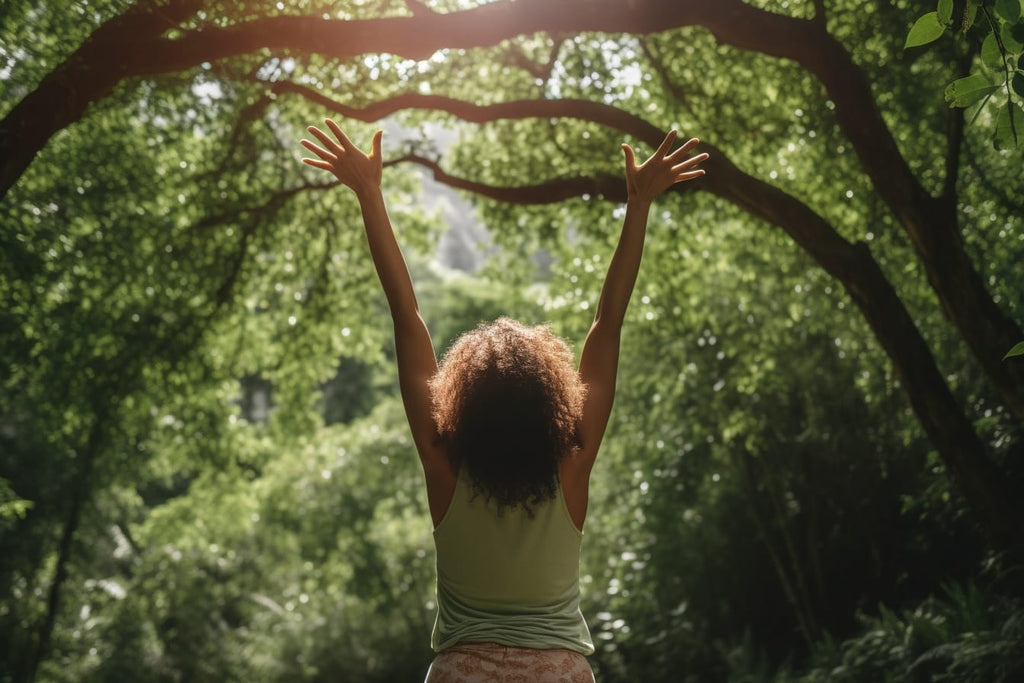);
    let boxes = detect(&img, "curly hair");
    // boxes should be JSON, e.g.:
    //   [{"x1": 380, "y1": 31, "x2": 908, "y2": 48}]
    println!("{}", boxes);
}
[{"x1": 429, "y1": 317, "x2": 586, "y2": 513}]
